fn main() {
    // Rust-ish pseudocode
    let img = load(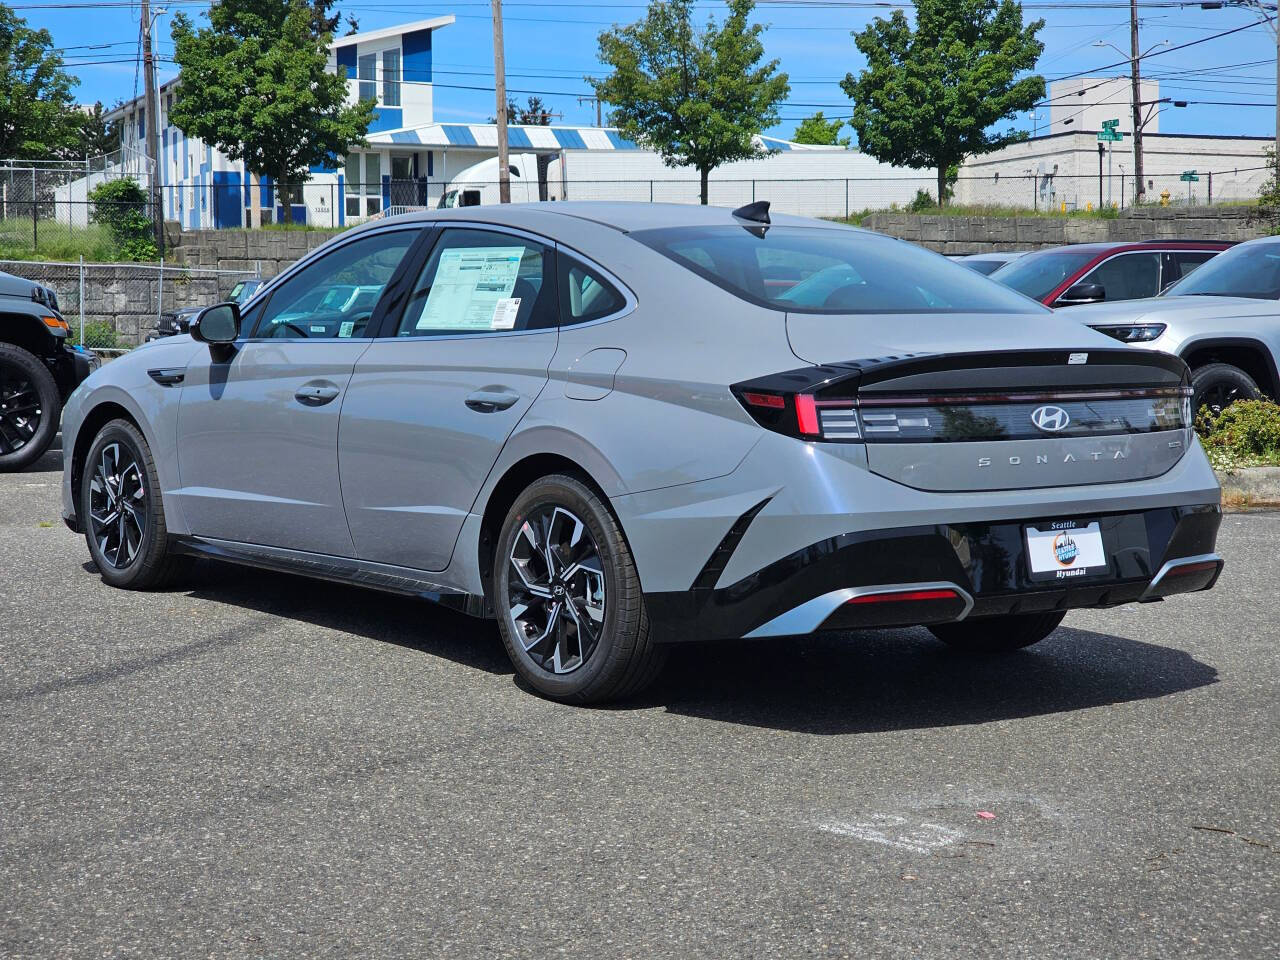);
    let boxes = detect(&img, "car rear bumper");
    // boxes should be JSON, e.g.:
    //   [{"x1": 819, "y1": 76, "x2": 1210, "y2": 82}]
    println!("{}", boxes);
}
[{"x1": 643, "y1": 503, "x2": 1222, "y2": 642}]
